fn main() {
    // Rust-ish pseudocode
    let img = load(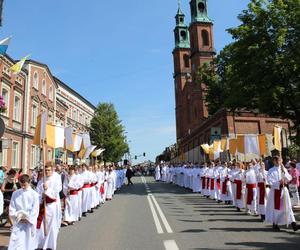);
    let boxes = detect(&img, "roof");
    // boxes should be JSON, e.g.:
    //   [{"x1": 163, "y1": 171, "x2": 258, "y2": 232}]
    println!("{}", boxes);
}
[
  {"x1": 25, "y1": 59, "x2": 58, "y2": 88},
  {"x1": 54, "y1": 76, "x2": 97, "y2": 110}
]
